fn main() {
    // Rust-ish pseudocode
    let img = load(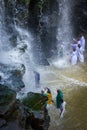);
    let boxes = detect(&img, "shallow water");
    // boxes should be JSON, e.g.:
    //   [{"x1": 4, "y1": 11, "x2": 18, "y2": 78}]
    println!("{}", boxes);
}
[
  {"x1": 48, "y1": 87, "x2": 87, "y2": 130},
  {"x1": 37, "y1": 63, "x2": 87, "y2": 130}
]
